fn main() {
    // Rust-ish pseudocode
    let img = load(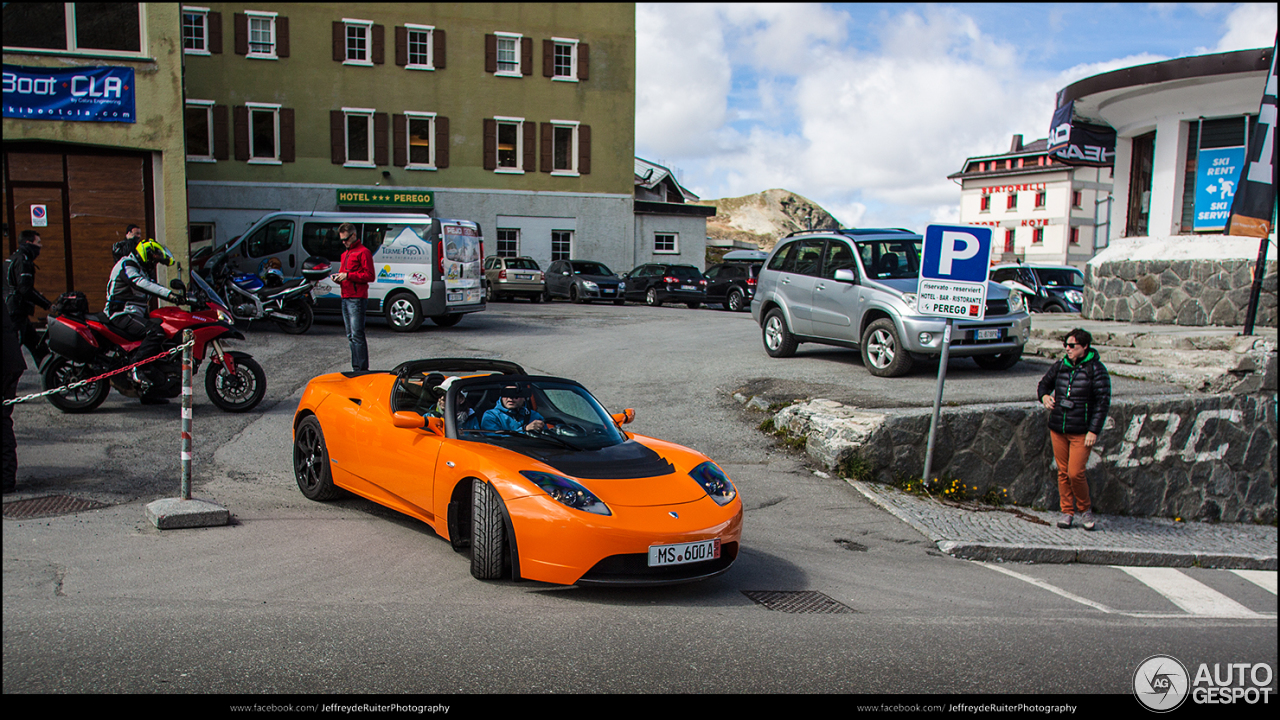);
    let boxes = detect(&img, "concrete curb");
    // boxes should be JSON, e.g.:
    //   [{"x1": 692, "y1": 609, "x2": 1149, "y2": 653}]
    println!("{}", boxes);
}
[{"x1": 145, "y1": 497, "x2": 230, "y2": 530}]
